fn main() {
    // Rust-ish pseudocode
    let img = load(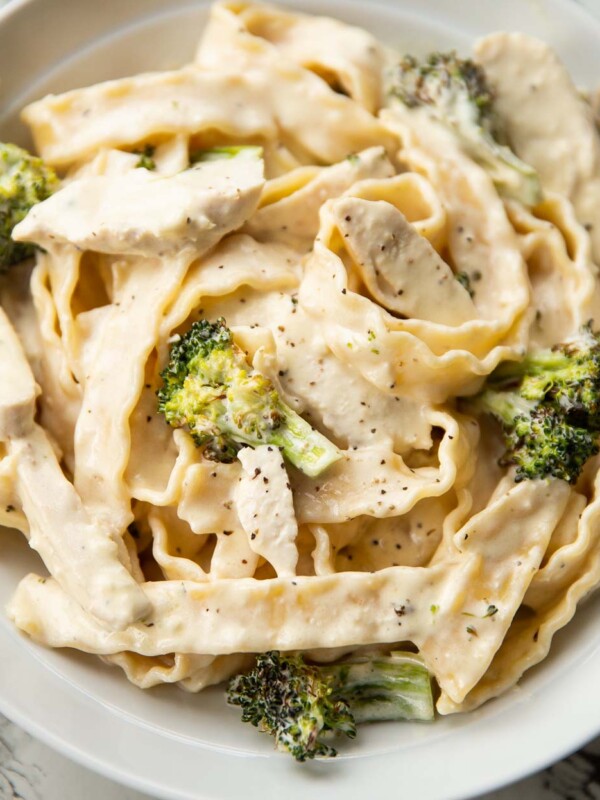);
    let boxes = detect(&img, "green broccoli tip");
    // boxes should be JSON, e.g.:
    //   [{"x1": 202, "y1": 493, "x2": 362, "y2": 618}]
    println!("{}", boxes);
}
[
  {"x1": 157, "y1": 318, "x2": 342, "y2": 477},
  {"x1": 0, "y1": 142, "x2": 58, "y2": 272},
  {"x1": 463, "y1": 325, "x2": 600, "y2": 483},
  {"x1": 132, "y1": 143, "x2": 156, "y2": 171},
  {"x1": 227, "y1": 650, "x2": 433, "y2": 761},
  {"x1": 387, "y1": 51, "x2": 541, "y2": 206},
  {"x1": 391, "y1": 52, "x2": 494, "y2": 119},
  {"x1": 190, "y1": 145, "x2": 263, "y2": 164}
]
